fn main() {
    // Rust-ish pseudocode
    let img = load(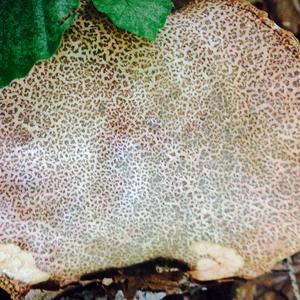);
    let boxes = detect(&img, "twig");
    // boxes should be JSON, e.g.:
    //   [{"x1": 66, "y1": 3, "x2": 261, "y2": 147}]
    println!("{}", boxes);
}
[
  {"x1": 292, "y1": 0, "x2": 300, "y2": 14},
  {"x1": 287, "y1": 257, "x2": 300, "y2": 300}
]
